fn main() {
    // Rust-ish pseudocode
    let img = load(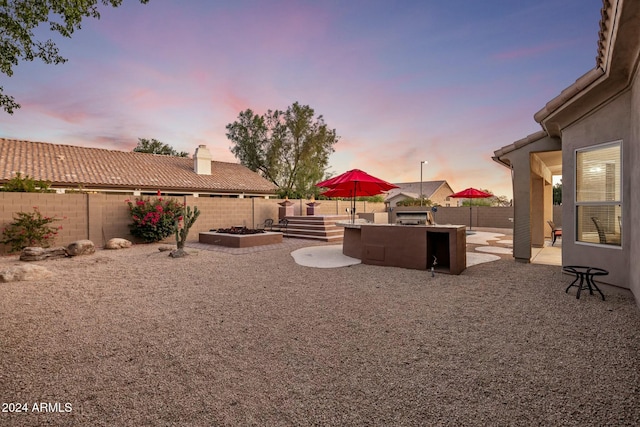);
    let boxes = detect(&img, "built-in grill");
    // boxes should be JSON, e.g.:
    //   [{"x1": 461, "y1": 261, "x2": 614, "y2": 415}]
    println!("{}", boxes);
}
[{"x1": 396, "y1": 211, "x2": 432, "y2": 225}]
